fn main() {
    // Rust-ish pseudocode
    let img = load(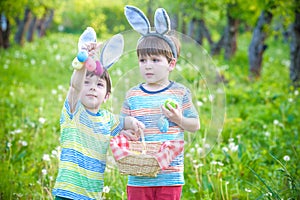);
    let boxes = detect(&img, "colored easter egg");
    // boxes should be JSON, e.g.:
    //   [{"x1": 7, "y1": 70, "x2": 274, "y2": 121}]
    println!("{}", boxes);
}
[
  {"x1": 85, "y1": 57, "x2": 96, "y2": 71},
  {"x1": 164, "y1": 99, "x2": 177, "y2": 110},
  {"x1": 77, "y1": 50, "x2": 89, "y2": 62},
  {"x1": 94, "y1": 61, "x2": 104, "y2": 76},
  {"x1": 72, "y1": 57, "x2": 84, "y2": 70},
  {"x1": 157, "y1": 116, "x2": 169, "y2": 133}
]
